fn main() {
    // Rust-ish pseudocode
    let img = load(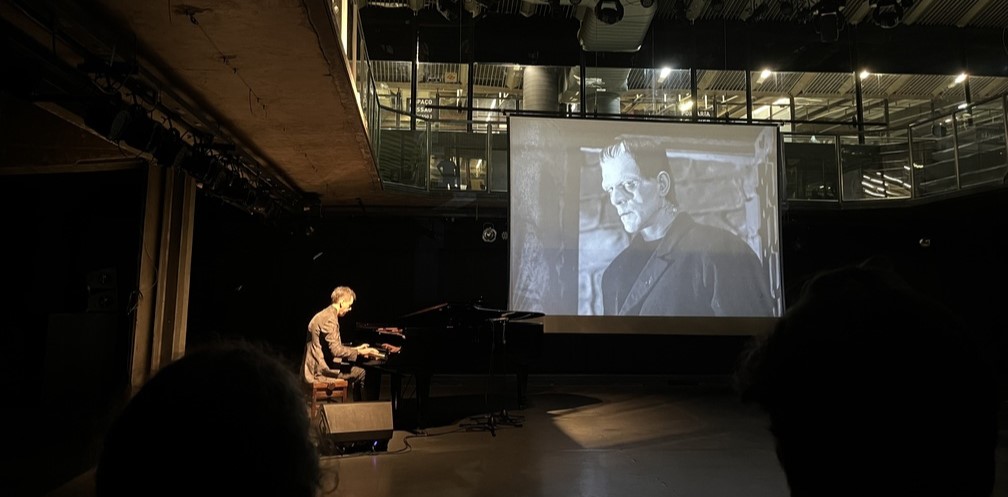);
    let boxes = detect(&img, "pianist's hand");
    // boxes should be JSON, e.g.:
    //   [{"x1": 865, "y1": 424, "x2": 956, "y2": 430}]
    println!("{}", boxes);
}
[
  {"x1": 358, "y1": 346, "x2": 384, "y2": 359},
  {"x1": 379, "y1": 343, "x2": 401, "y2": 354}
]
